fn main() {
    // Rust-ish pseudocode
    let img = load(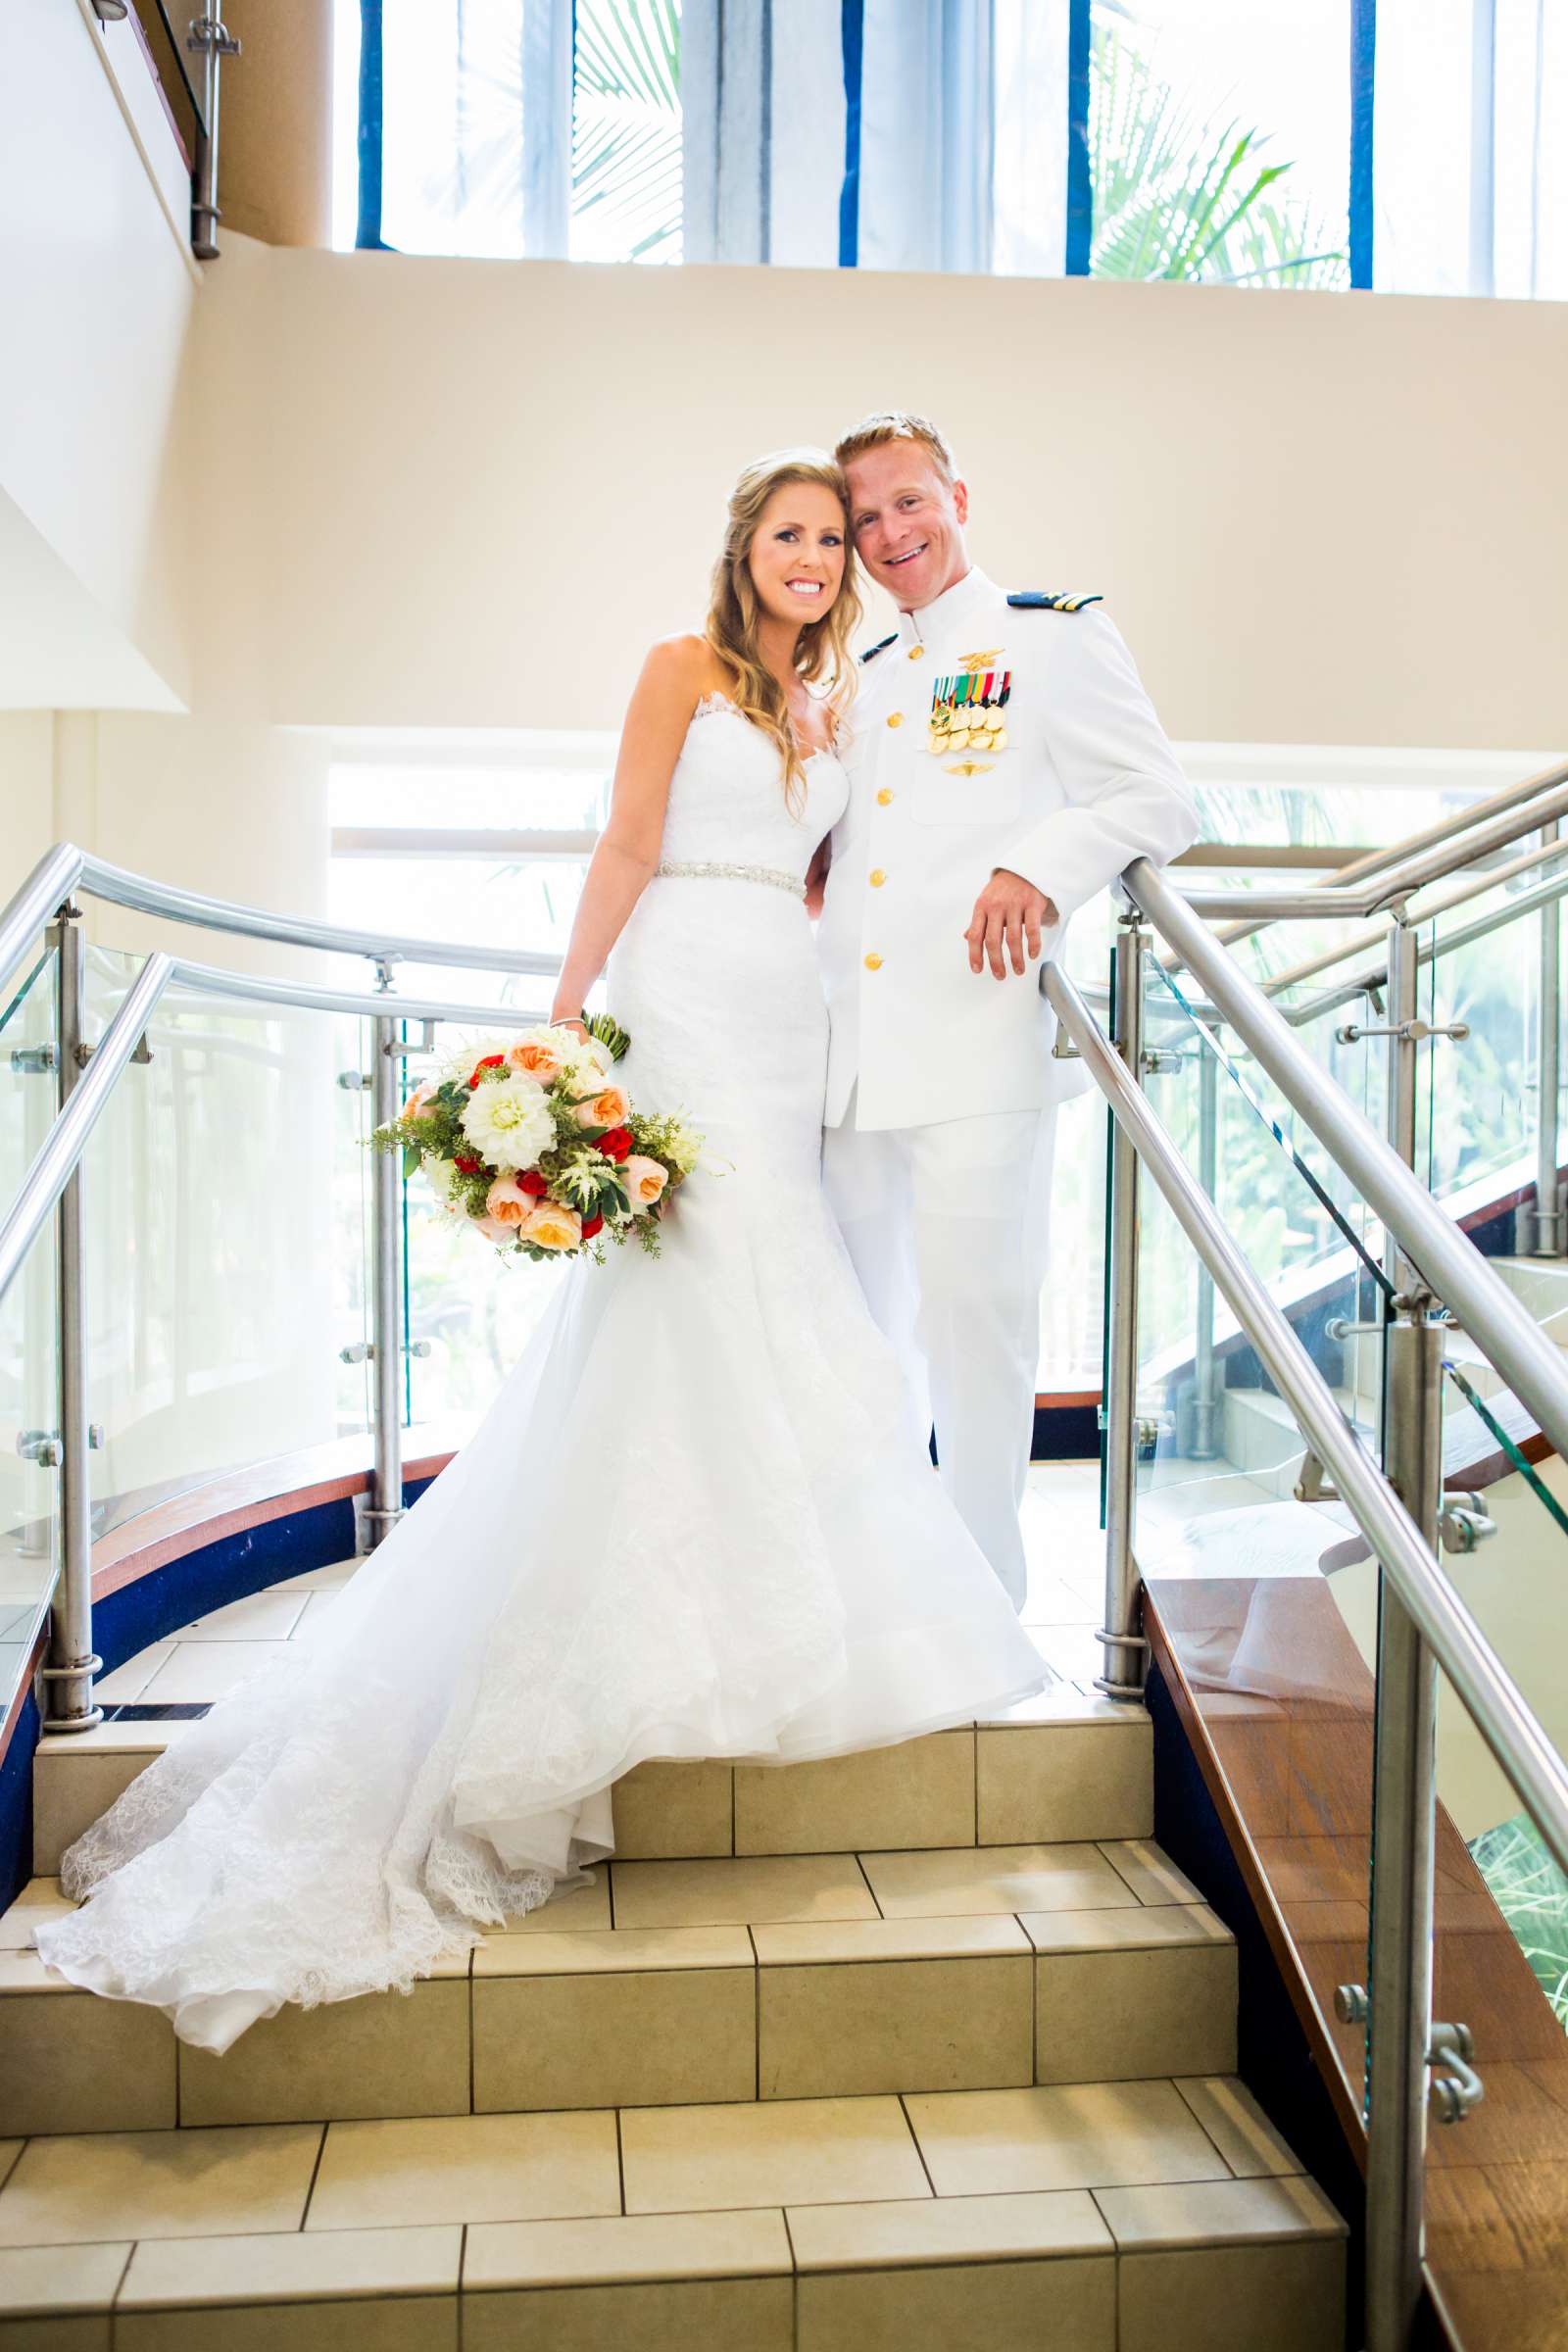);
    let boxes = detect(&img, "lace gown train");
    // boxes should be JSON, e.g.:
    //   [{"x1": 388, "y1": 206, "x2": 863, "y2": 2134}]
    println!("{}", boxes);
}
[{"x1": 35, "y1": 701, "x2": 1048, "y2": 2053}]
